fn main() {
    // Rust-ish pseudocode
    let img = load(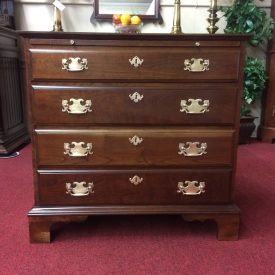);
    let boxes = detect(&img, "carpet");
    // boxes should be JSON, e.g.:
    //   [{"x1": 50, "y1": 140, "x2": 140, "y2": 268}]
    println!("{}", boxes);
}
[{"x1": 0, "y1": 143, "x2": 274, "y2": 275}]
